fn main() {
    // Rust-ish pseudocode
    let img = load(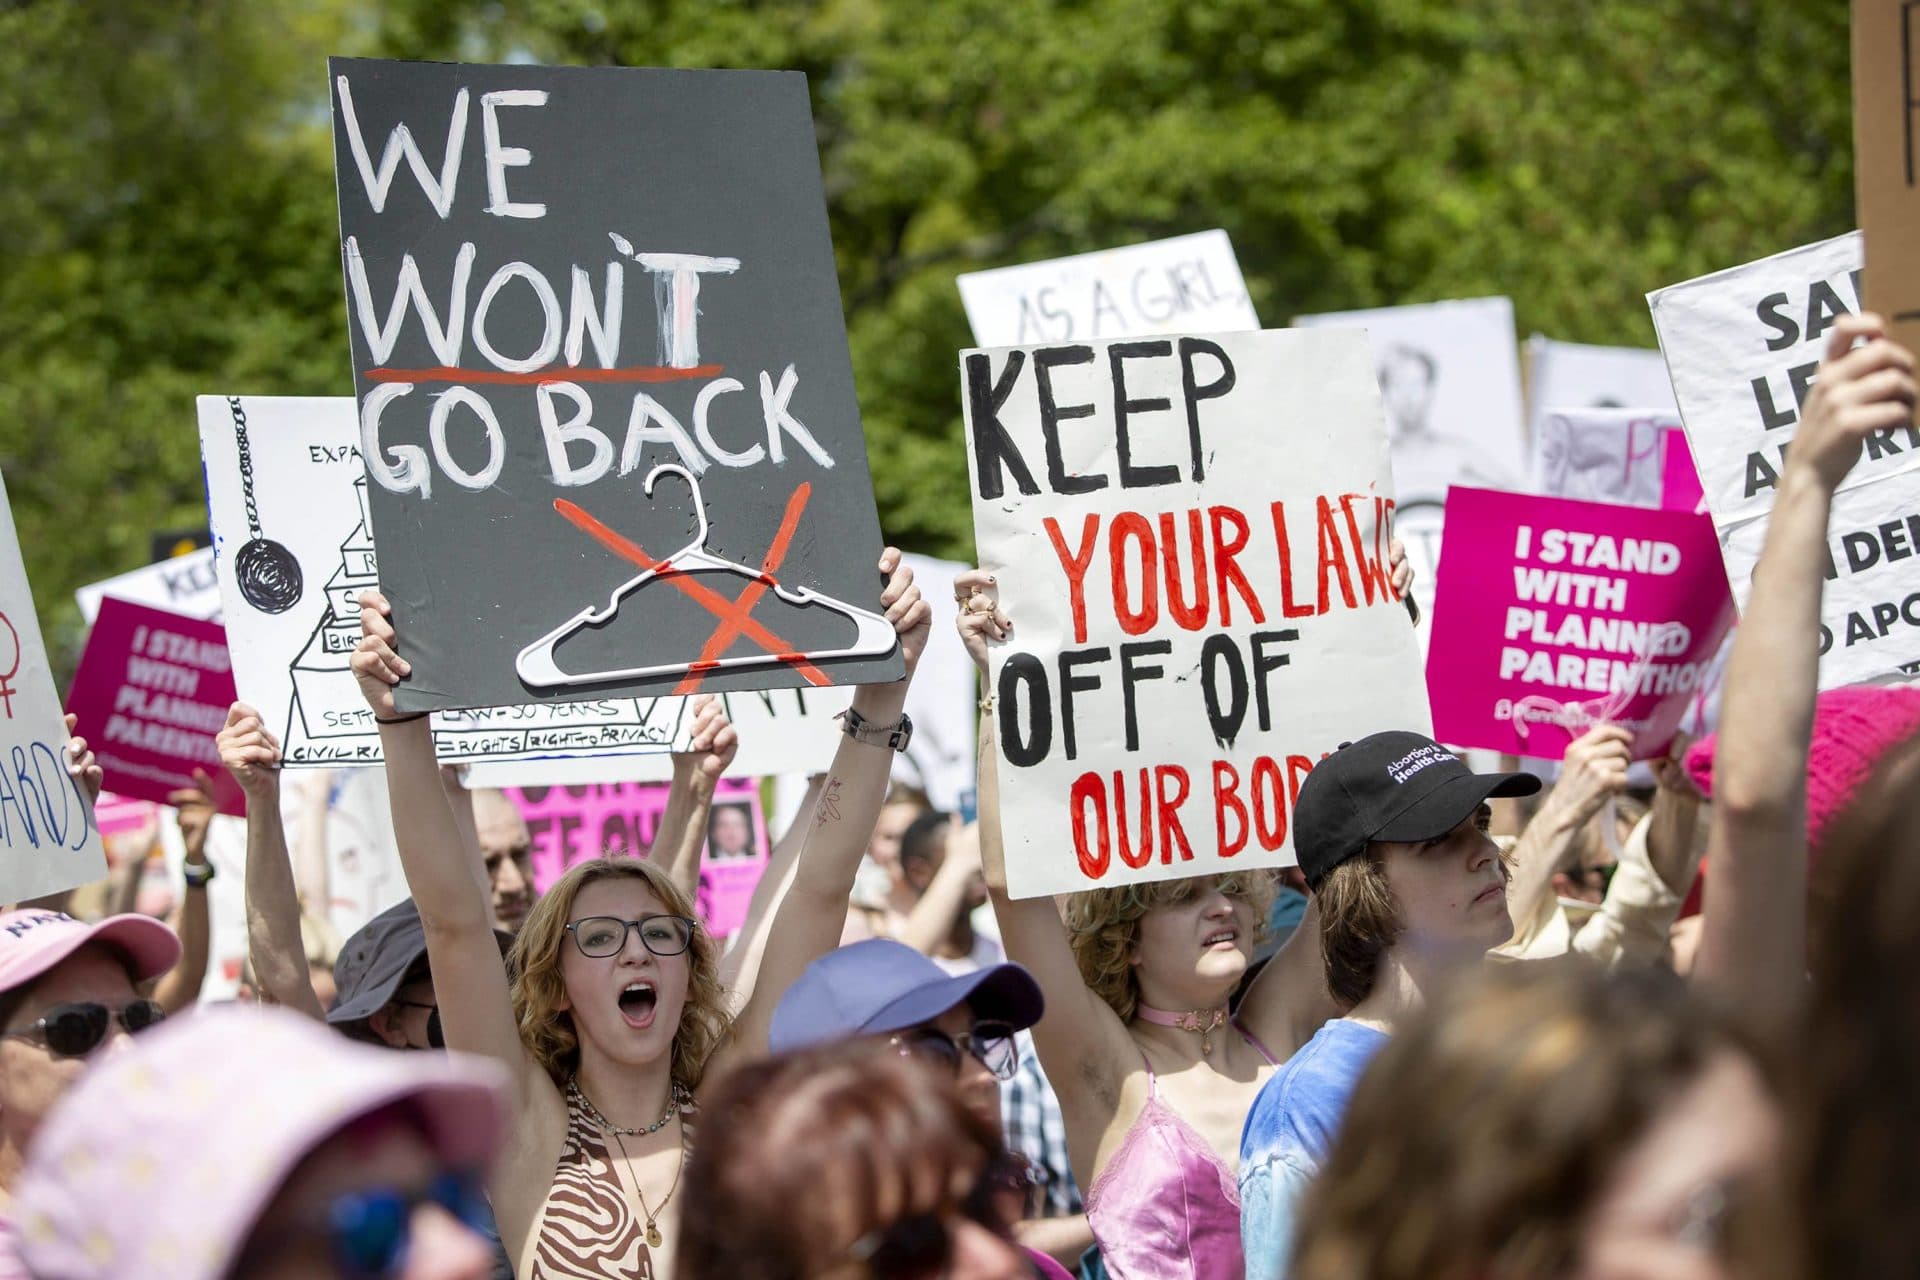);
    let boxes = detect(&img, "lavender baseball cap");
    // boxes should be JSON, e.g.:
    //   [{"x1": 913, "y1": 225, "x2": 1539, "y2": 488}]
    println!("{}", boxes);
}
[
  {"x1": 12, "y1": 1004, "x2": 509, "y2": 1280},
  {"x1": 0, "y1": 909, "x2": 180, "y2": 997}
]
